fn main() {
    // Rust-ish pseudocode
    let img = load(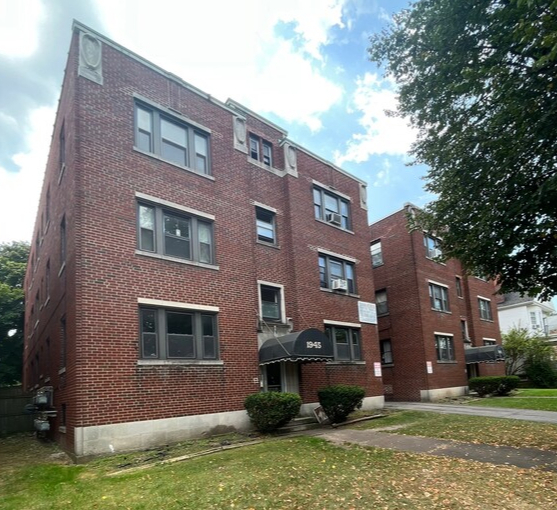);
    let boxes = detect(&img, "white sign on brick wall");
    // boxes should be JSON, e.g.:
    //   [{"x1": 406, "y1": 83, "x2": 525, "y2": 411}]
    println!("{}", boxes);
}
[{"x1": 358, "y1": 301, "x2": 377, "y2": 324}]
